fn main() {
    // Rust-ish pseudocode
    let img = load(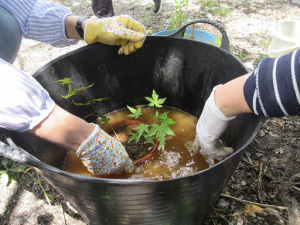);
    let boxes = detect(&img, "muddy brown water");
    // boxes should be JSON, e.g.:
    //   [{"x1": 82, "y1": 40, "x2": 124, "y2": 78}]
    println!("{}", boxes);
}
[{"x1": 64, "y1": 107, "x2": 209, "y2": 180}]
